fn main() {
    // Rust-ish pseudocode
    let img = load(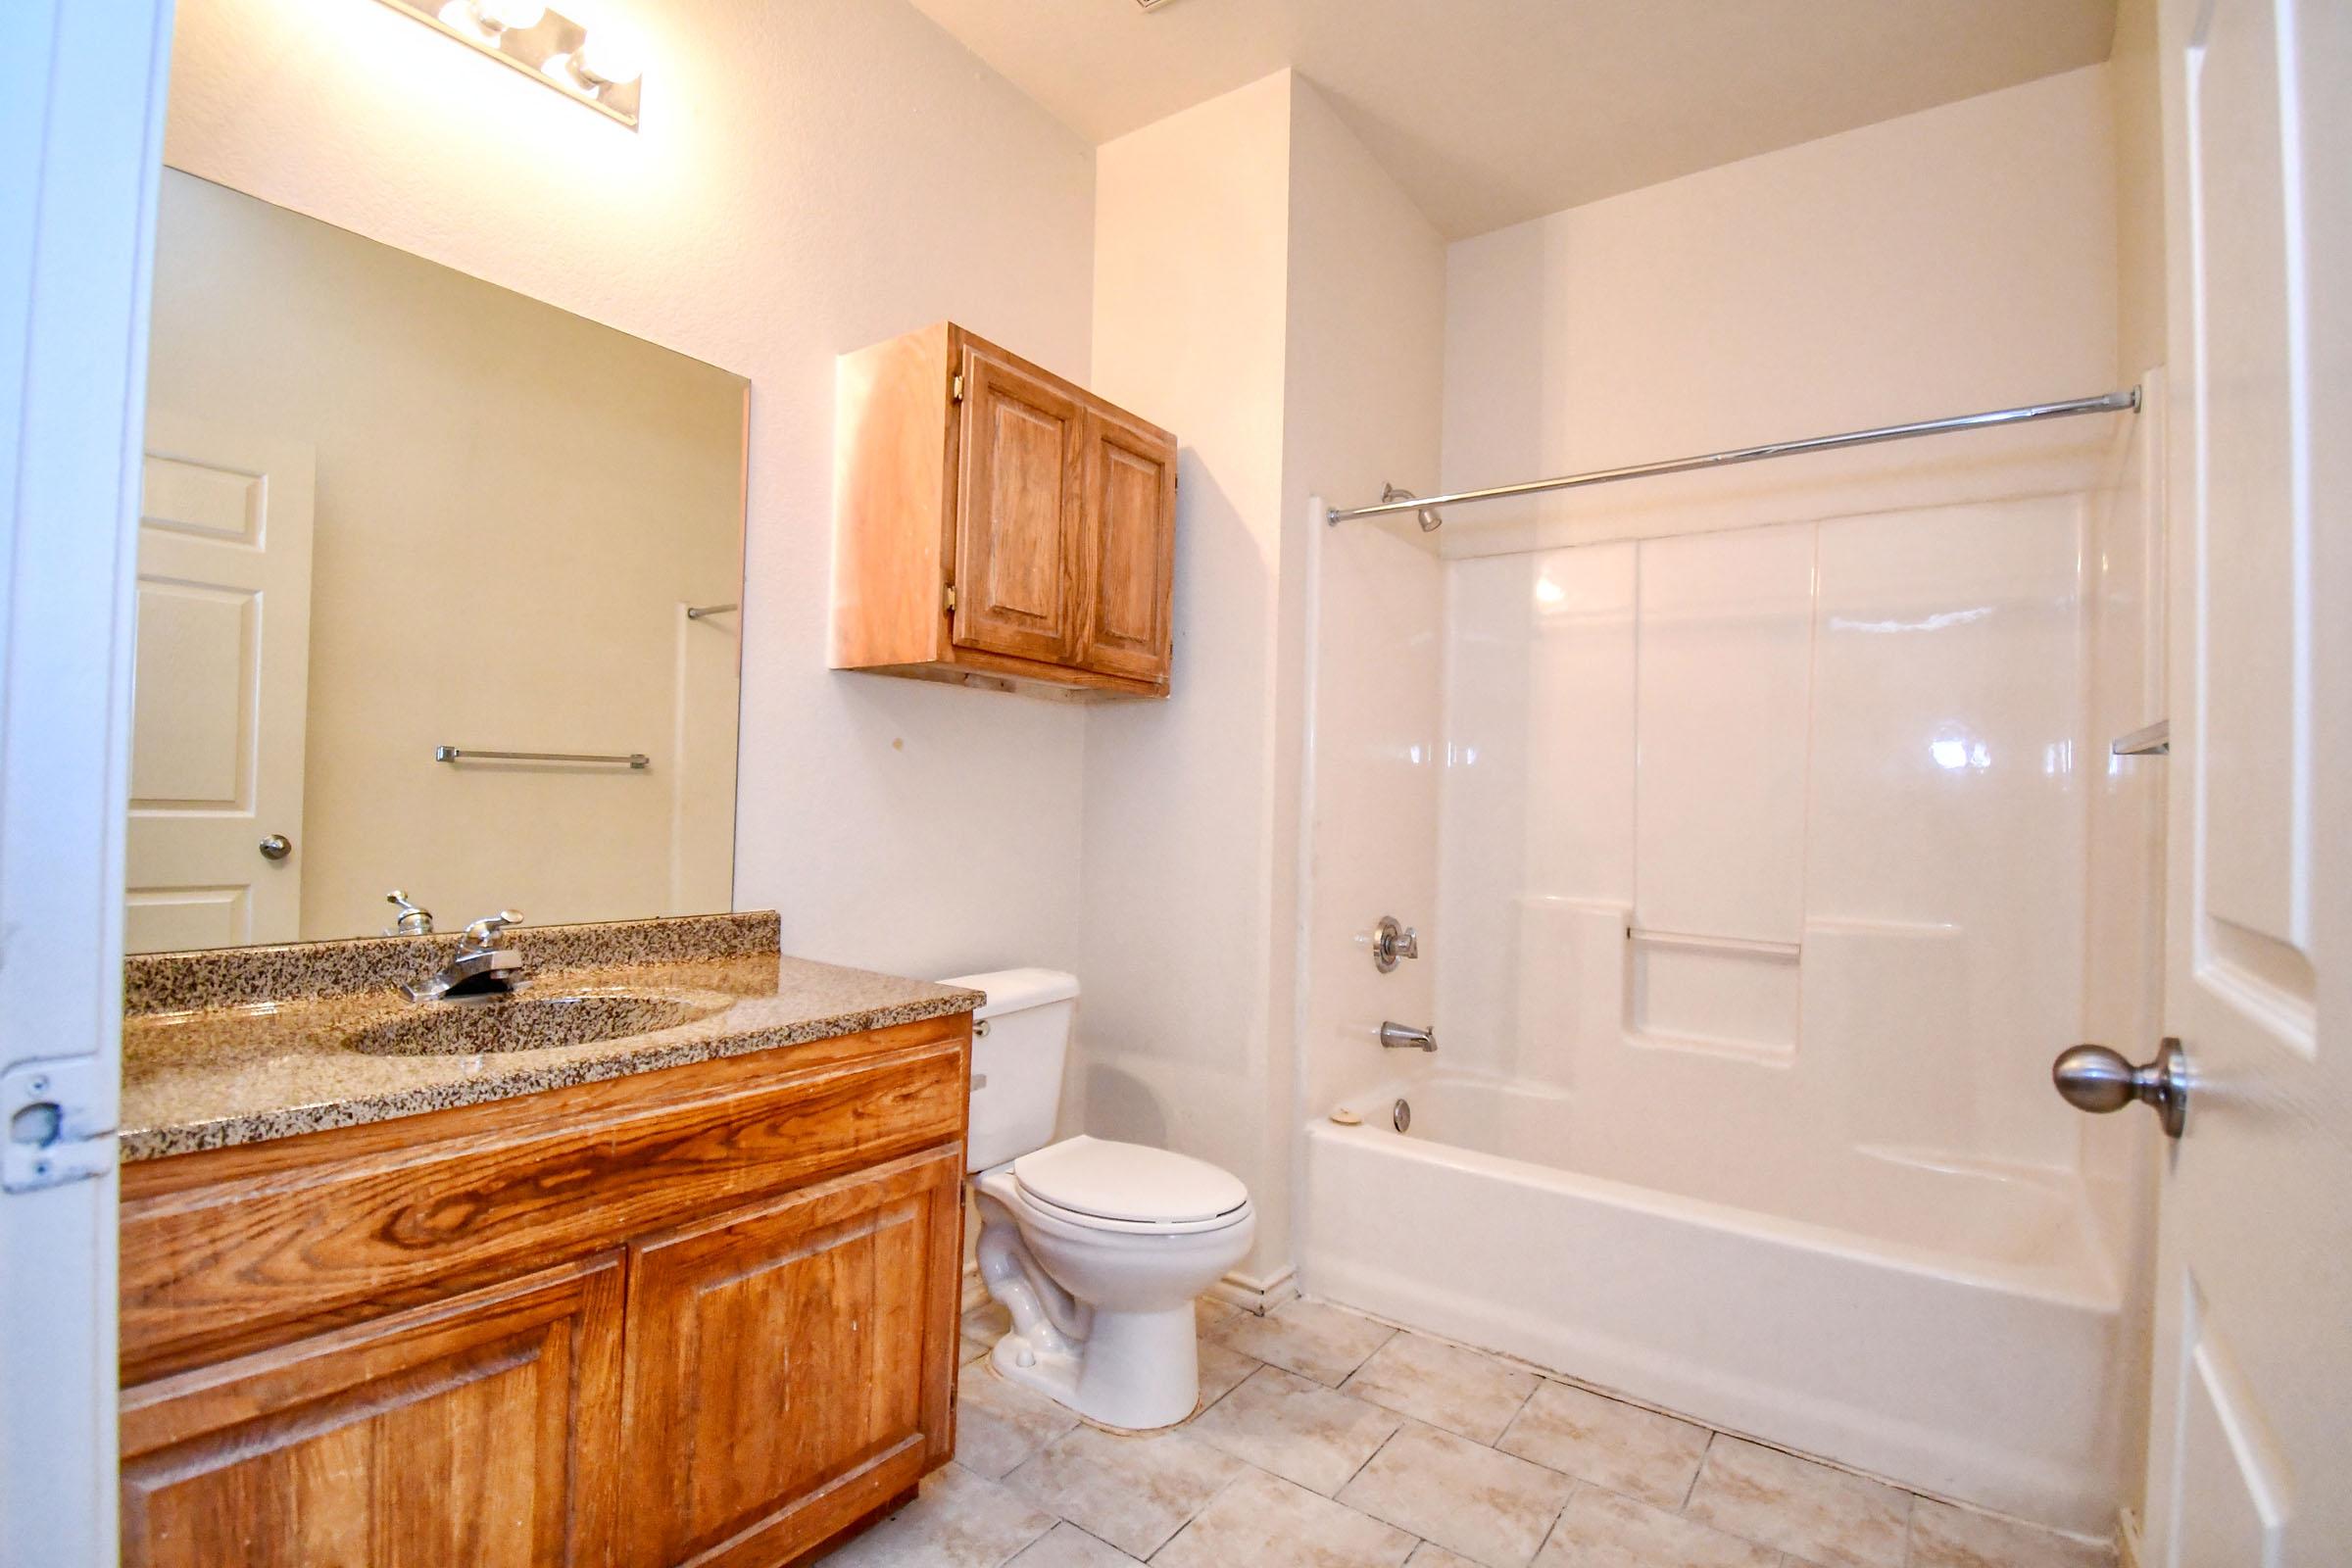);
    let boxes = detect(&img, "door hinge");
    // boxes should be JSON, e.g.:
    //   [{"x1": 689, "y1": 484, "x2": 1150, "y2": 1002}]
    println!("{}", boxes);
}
[
  {"x1": 944, "y1": 583, "x2": 957, "y2": 614},
  {"x1": 3, "y1": 1057, "x2": 116, "y2": 1193},
  {"x1": 951, "y1": 372, "x2": 964, "y2": 404}
]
